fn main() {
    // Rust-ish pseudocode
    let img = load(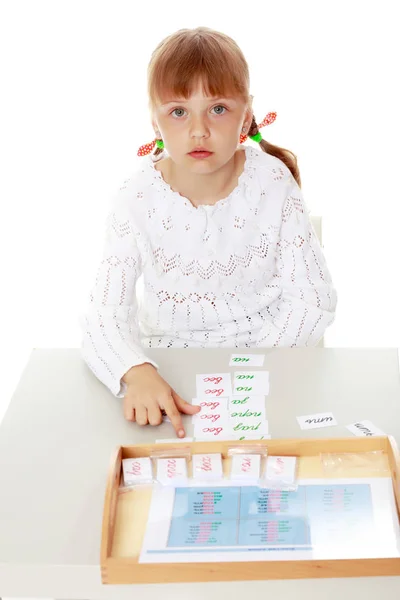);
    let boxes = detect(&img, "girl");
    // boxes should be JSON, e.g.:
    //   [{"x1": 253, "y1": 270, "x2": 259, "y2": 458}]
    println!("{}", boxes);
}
[{"x1": 80, "y1": 27, "x2": 337, "y2": 438}]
